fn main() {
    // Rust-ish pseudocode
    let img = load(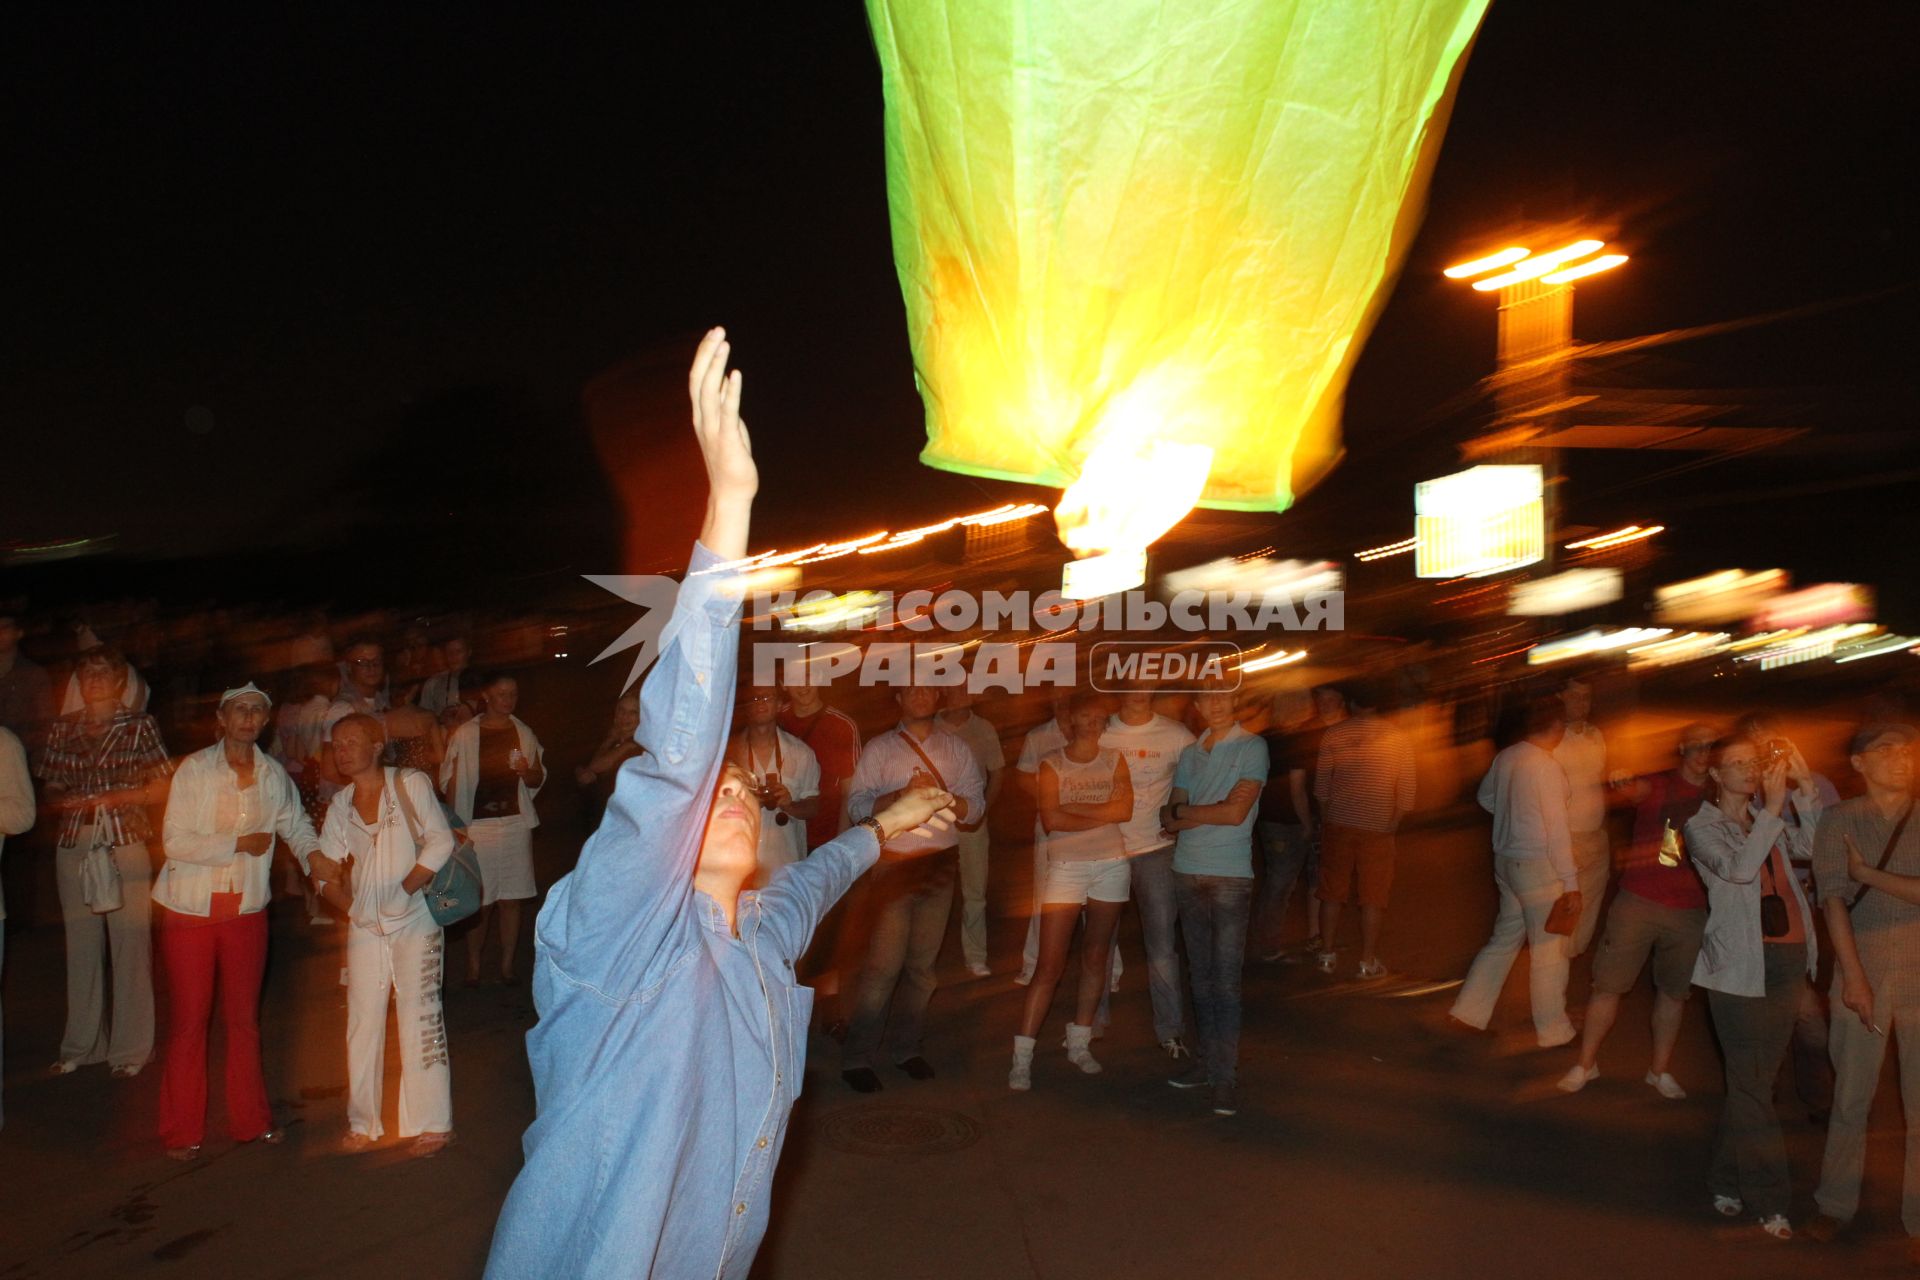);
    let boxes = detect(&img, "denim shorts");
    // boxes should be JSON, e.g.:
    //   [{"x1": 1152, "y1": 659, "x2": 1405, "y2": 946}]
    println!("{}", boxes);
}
[
  {"x1": 1043, "y1": 856, "x2": 1132, "y2": 906},
  {"x1": 1589, "y1": 889, "x2": 1707, "y2": 1001}
]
